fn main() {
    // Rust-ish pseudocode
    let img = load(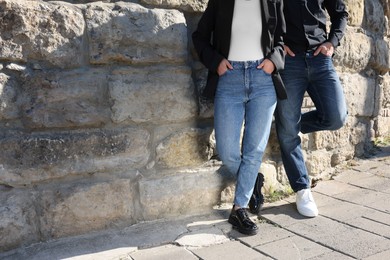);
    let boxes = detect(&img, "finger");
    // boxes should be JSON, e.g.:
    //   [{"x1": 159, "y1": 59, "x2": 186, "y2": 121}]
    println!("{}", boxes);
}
[
  {"x1": 226, "y1": 61, "x2": 233, "y2": 70},
  {"x1": 284, "y1": 46, "x2": 295, "y2": 57},
  {"x1": 257, "y1": 62, "x2": 264, "y2": 69},
  {"x1": 313, "y1": 46, "x2": 322, "y2": 56}
]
